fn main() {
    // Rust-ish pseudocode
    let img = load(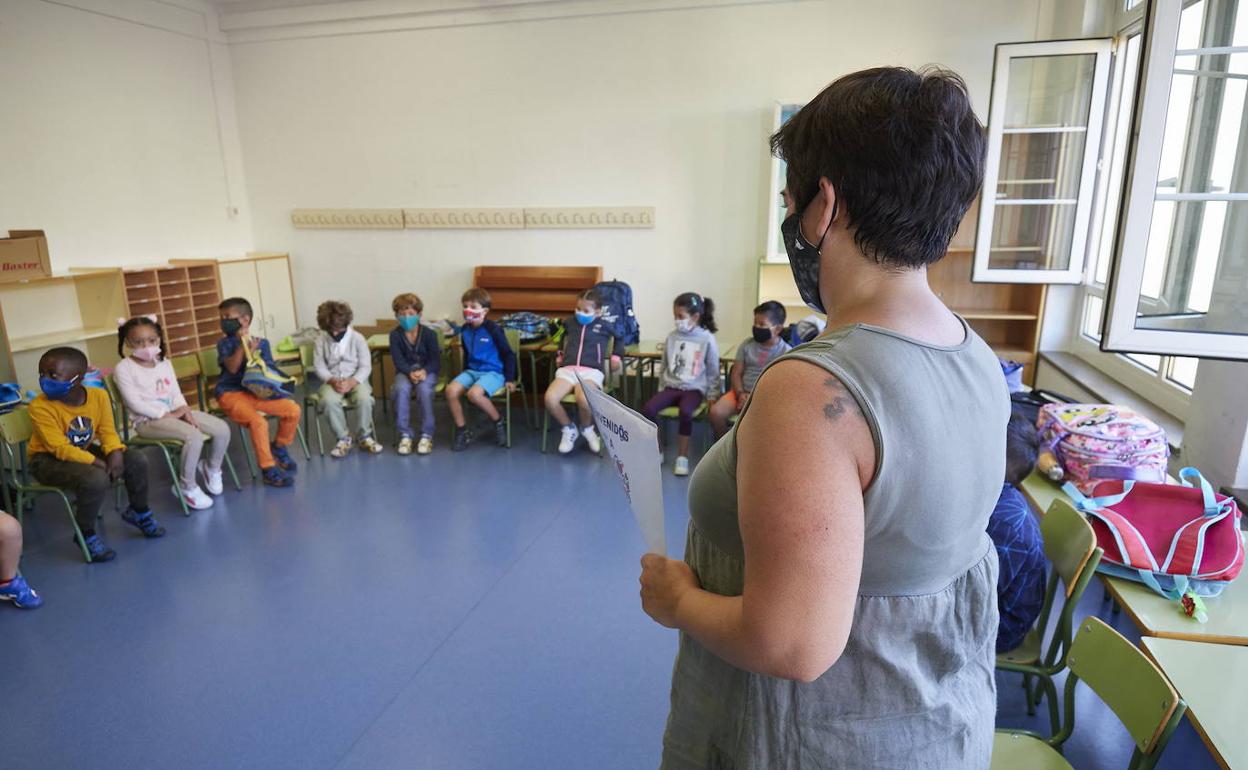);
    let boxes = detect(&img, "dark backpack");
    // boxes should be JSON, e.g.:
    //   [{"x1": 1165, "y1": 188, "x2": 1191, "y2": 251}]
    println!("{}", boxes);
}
[
  {"x1": 1010, "y1": 389, "x2": 1077, "y2": 425},
  {"x1": 593, "y1": 280, "x2": 640, "y2": 346}
]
